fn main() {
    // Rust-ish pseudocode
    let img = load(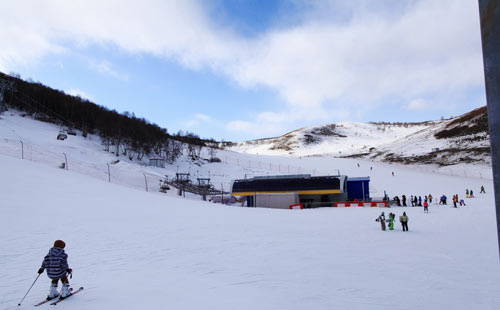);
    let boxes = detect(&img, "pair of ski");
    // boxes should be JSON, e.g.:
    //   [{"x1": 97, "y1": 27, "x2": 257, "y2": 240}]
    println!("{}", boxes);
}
[{"x1": 34, "y1": 287, "x2": 84, "y2": 306}]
